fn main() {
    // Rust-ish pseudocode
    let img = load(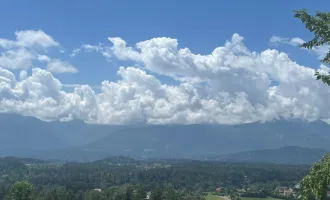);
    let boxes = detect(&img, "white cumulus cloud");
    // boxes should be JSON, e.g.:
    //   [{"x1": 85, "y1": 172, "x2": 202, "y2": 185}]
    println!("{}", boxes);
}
[
  {"x1": 1, "y1": 31, "x2": 330, "y2": 125},
  {"x1": 0, "y1": 48, "x2": 36, "y2": 69},
  {"x1": 70, "y1": 43, "x2": 111, "y2": 59},
  {"x1": 0, "y1": 30, "x2": 59, "y2": 50},
  {"x1": 38, "y1": 55, "x2": 78, "y2": 73},
  {"x1": 0, "y1": 30, "x2": 77, "y2": 73}
]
